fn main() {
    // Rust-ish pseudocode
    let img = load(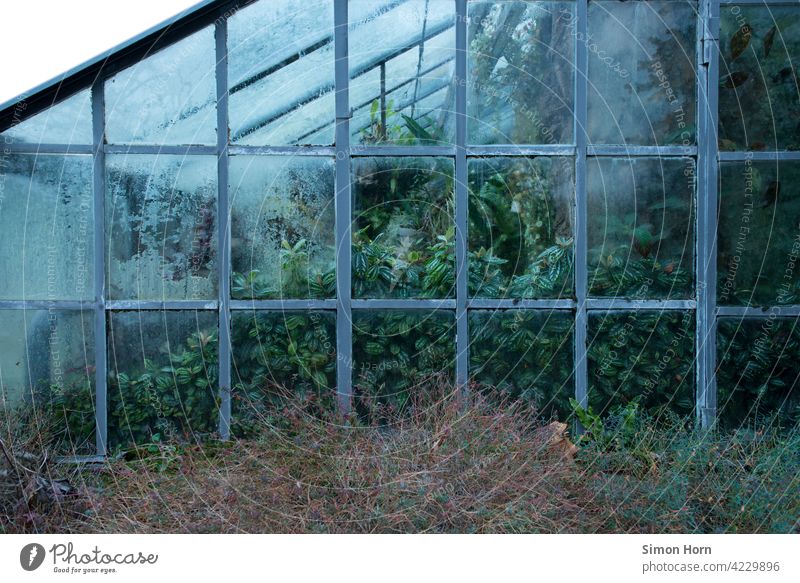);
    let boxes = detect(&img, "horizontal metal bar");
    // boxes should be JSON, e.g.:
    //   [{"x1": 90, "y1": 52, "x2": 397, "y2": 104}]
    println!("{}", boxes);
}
[
  {"x1": 717, "y1": 305, "x2": 800, "y2": 318},
  {"x1": 587, "y1": 145, "x2": 697, "y2": 157},
  {"x1": 227, "y1": 145, "x2": 336, "y2": 157},
  {"x1": 466, "y1": 145, "x2": 576, "y2": 157},
  {"x1": 719, "y1": 151, "x2": 800, "y2": 162},
  {"x1": 351, "y1": 298, "x2": 456, "y2": 310},
  {"x1": 1, "y1": 143, "x2": 94, "y2": 154},
  {"x1": 105, "y1": 300, "x2": 218, "y2": 310},
  {"x1": 0, "y1": 300, "x2": 95, "y2": 310},
  {"x1": 468, "y1": 298, "x2": 575, "y2": 310},
  {"x1": 230, "y1": 299, "x2": 337, "y2": 310},
  {"x1": 104, "y1": 144, "x2": 217, "y2": 155},
  {"x1": 349, "y1": 145, "x2": 456, "y2": 157},
  {"x1": 586, "y1": 298, "x2": 697, "y2": 311}
]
